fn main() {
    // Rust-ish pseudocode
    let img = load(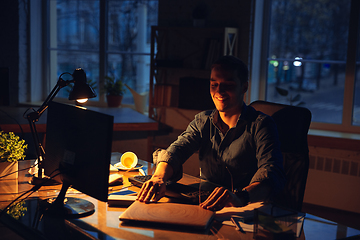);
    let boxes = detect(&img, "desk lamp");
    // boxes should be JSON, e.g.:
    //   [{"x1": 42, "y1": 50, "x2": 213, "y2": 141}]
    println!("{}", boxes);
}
[{"x1": 26, "y1": 68, "x2": 96, "y2": 185}]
